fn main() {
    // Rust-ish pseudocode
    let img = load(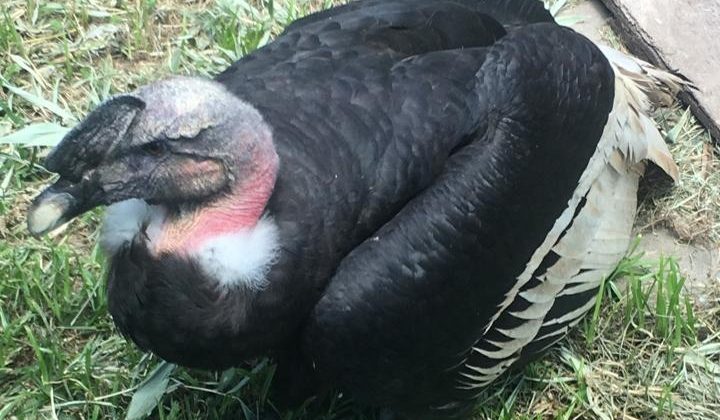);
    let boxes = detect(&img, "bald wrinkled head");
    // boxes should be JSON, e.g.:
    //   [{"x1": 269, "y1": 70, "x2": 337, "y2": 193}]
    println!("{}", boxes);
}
[
  {"x1": 28, "y1": 76, "x2": 277, "y2": 237},
  {"x1": 134, "y1": 77, "x2": 267, "y2": 145}
]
